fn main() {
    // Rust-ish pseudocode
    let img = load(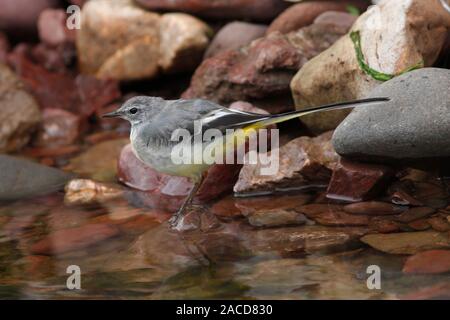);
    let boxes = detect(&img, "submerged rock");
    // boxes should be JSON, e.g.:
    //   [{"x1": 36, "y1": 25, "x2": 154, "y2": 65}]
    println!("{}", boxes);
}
[
  {"x1": 0, "y1": 63, "x2": 41, "y2": 152},
  {"x1": 332, "y1": 68, "x2": 450, "y2": 161},
  {"x1": 361, "y1": 231, "x2": 450, "y2": 255},
  {"x1": 234, "y1": 131, "x2": 339, "y2": 196},
  {"x1": 291, "y1": 0, "x2": 450, "y2": 133},
  {"x1": 30, "y1": 223, "x2": 120, "y2": 255},
  {"x1": 0, "y1": 155, "x2": 72, "y2": 201},
  {"x1": 403, "y1": 250, "x2": 450, "y2": 274},
  {"x1": 247, "y1": 209, "x2": 307, "y2": 228}
]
